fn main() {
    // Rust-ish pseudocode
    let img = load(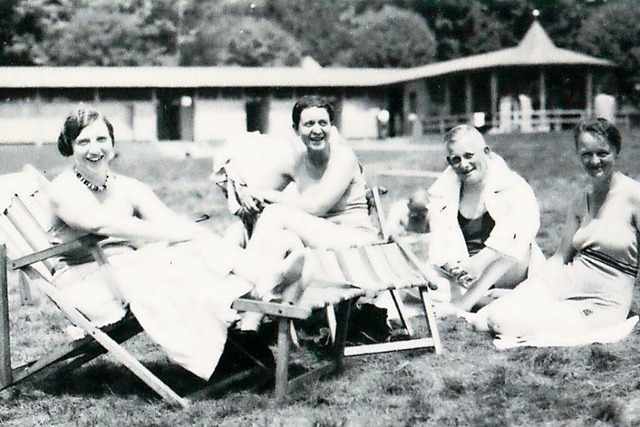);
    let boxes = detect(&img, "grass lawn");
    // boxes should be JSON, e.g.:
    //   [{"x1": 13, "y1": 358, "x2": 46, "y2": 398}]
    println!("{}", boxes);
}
[{"x1": 2, "y1": 129, "x2": 640, "y2": 426}]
